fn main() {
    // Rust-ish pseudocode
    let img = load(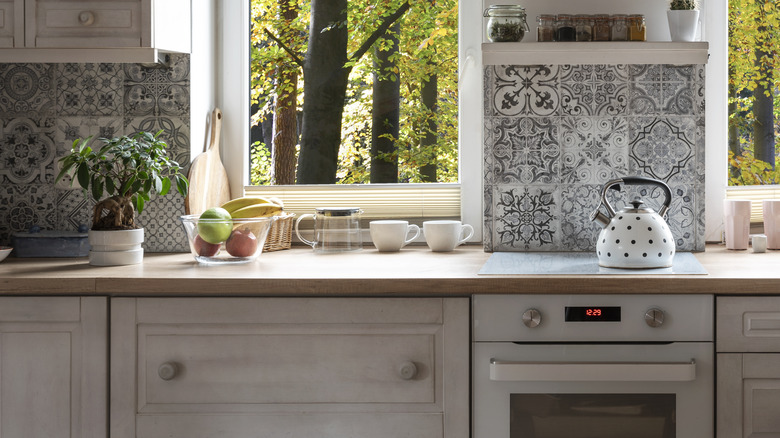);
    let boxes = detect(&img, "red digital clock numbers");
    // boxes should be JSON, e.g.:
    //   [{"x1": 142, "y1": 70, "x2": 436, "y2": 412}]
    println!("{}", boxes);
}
[
  {"x1": 565, "y1": 306, "x2": 621, "y2": 322},
  {"x1": 585, "y1": 308, "x2": 602, "y2": 317}
]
